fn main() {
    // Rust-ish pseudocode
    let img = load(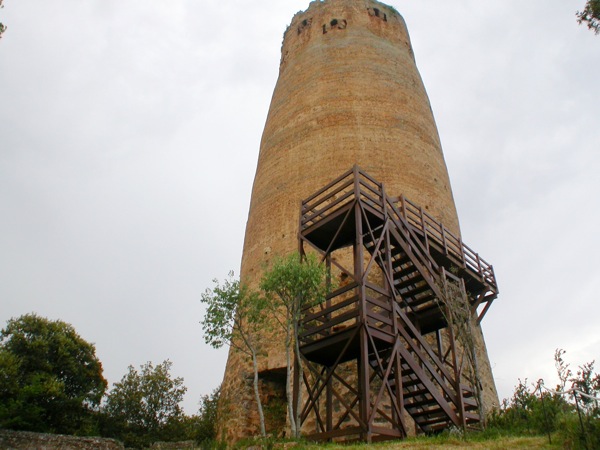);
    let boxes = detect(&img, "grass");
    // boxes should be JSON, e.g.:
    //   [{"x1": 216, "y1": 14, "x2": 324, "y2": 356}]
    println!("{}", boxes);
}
[
  {"x1": 296, "y1": 437, "x2": 555, "y2": 449},
  {"x1": 236, "y1": 430, "x2": 562, "y2": 449}
]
